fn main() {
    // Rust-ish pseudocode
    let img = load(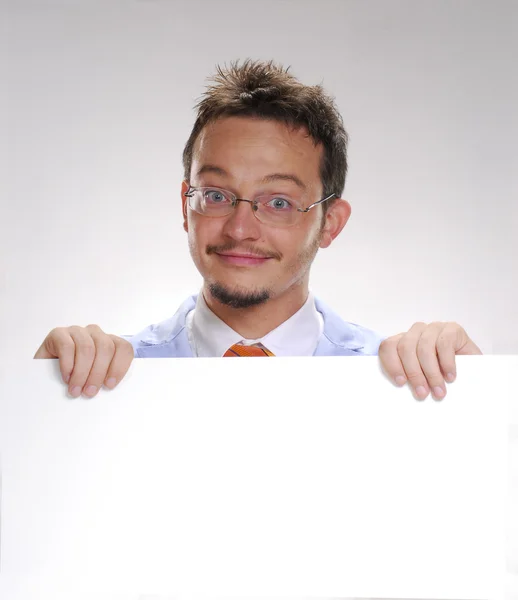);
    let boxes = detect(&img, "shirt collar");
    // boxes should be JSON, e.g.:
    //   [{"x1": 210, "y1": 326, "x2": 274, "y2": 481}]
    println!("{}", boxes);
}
[{"x1": 190, "y1": 290, "x2": 323, "y2": 357}]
